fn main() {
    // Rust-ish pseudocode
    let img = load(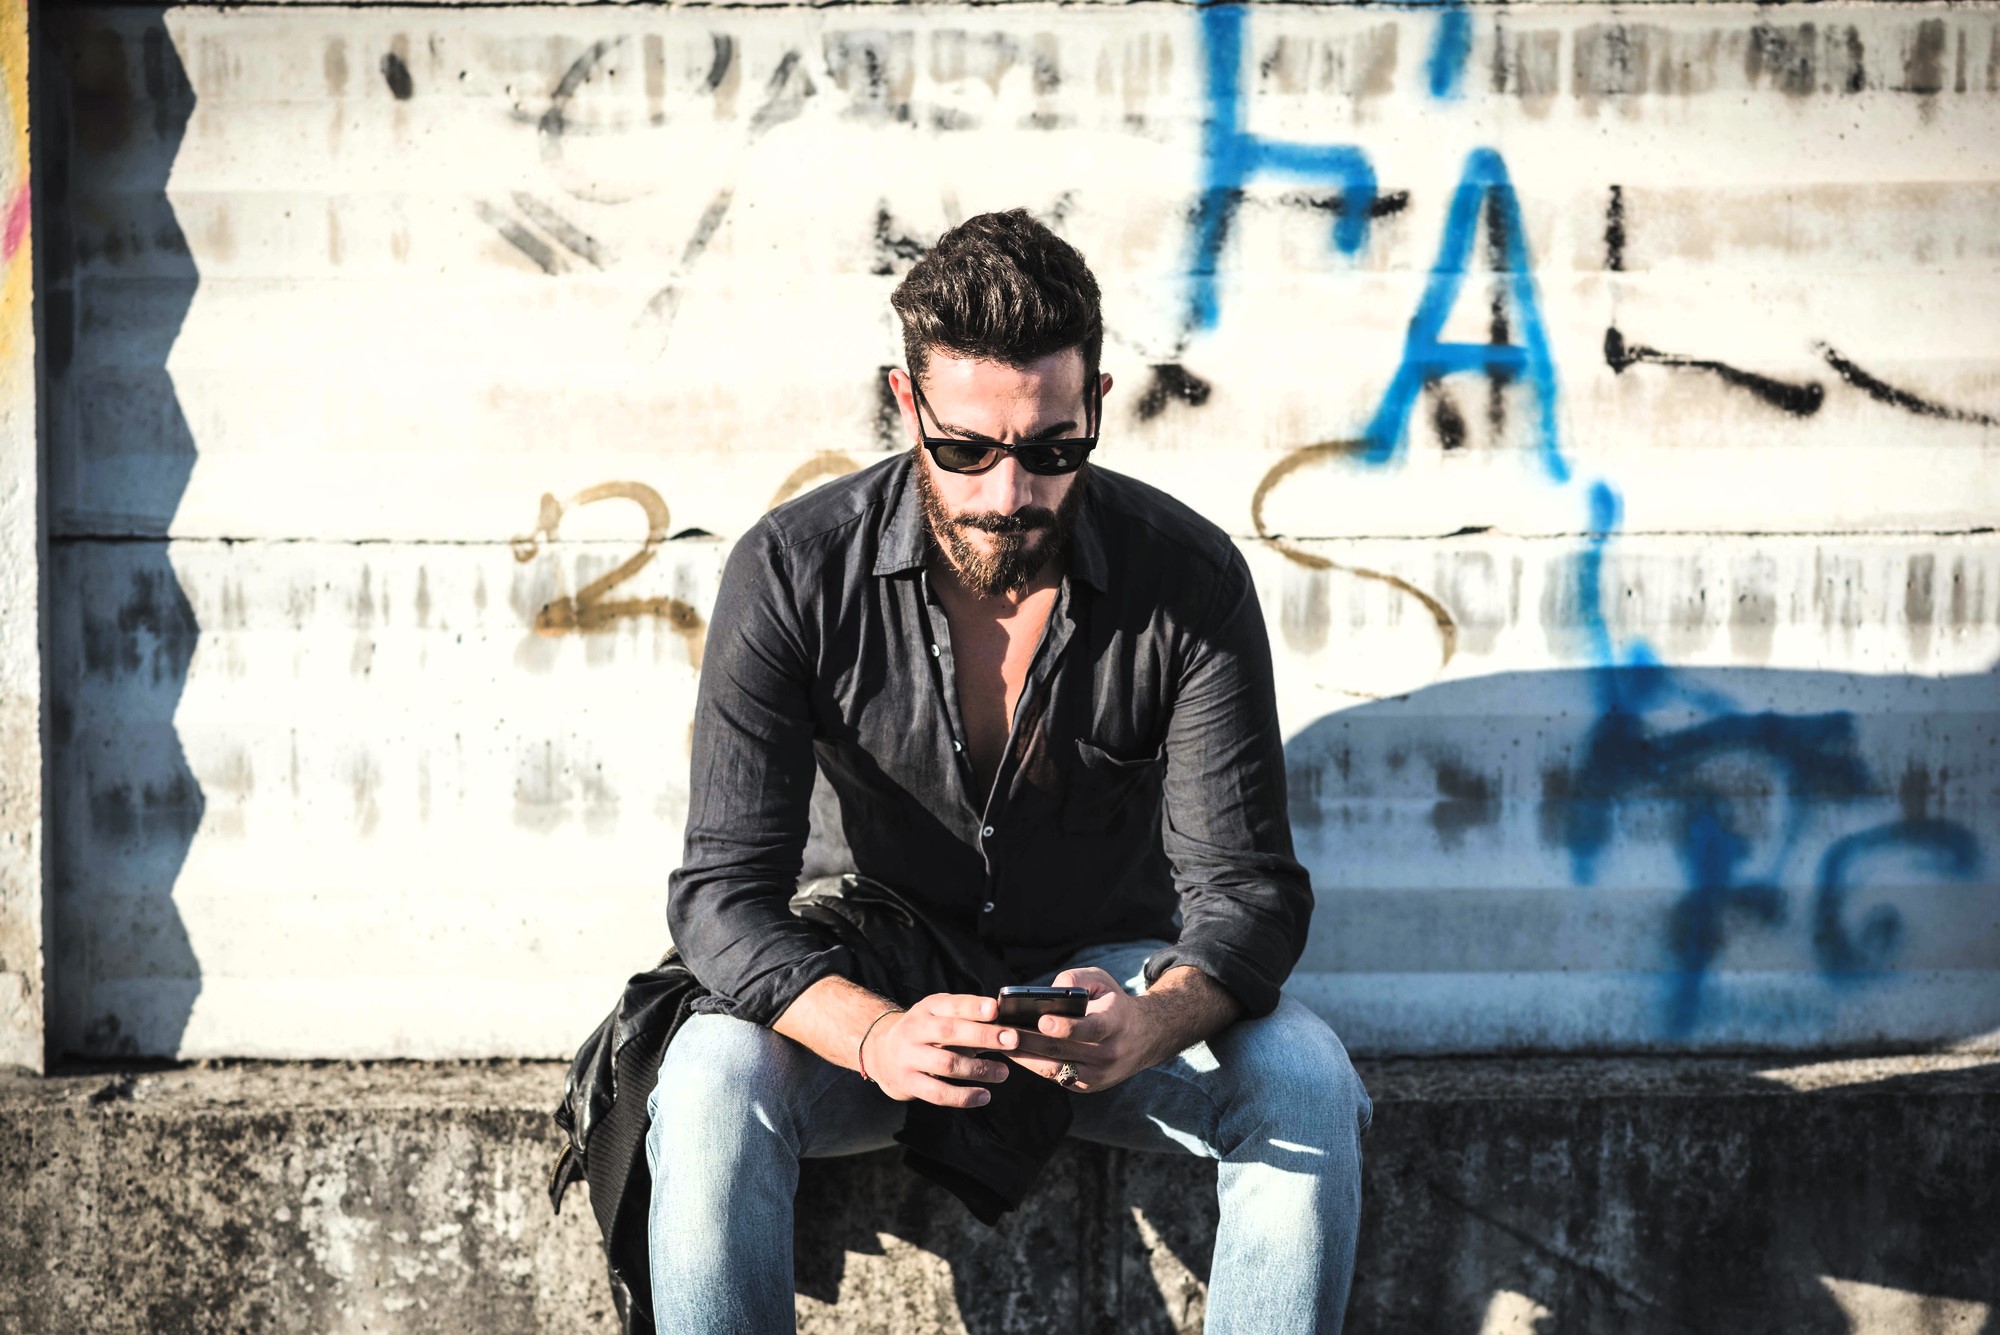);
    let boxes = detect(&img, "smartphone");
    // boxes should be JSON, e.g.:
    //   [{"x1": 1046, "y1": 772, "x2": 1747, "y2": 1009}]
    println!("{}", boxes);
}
[{"x1": 996, "y1": 985, "x2": 1090, "y2": 1027}]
